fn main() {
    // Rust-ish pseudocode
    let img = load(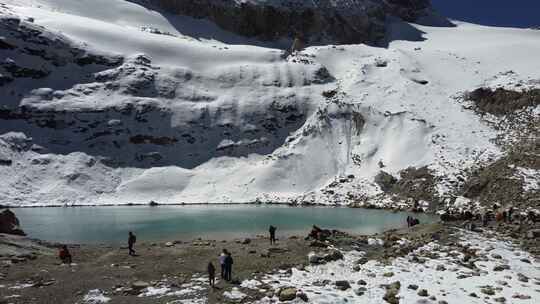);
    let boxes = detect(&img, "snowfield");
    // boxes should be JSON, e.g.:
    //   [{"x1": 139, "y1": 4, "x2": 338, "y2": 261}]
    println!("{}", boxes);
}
[
  {"x1": 255, "y1": 229, "x2": 540, "y2": 304},
  {"x1": 0, "y1": 0, "x2": 539, "y2": 206}
]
